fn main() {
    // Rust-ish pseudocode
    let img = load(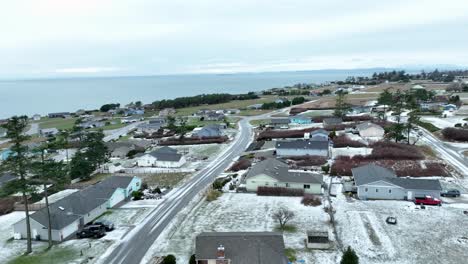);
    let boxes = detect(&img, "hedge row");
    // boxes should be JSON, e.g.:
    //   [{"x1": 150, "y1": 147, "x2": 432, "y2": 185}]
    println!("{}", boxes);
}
[
  {"x1": 159, "y1": 136, "x2": 228, "y2": 145},
  {"x1": 442, "y1": 127, "x2": 468, "y2": 142},
  {"x1": 229, "y1": 159, "x2": 252, "y2": 172},
  {"x1": 286, "y1": 155, "x2": 328, "y2": 166},
  {"x1": 332, "y1": 135, "x2": 366, "y2": 148},
  {"x1": 257, "y1": 187, "x2": 304, "y2": 196}
]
